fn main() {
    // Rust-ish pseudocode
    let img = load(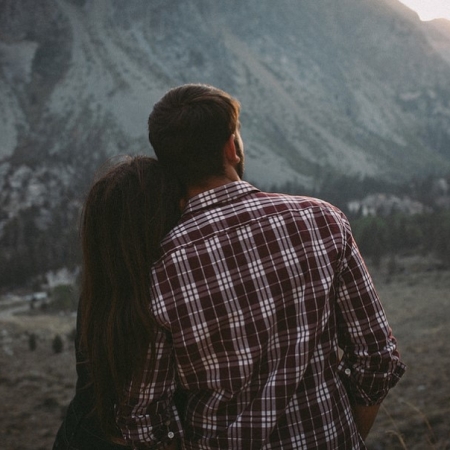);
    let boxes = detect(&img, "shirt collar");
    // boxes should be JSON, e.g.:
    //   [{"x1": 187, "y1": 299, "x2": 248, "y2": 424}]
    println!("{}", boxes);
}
[{"x1": 182, "y1": 181, "x2": 260, "y2": 216}]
